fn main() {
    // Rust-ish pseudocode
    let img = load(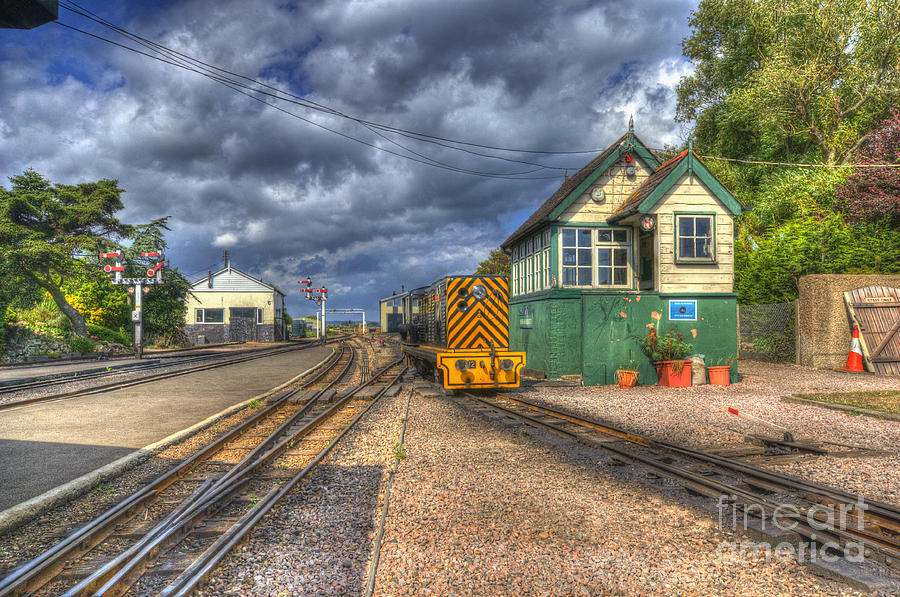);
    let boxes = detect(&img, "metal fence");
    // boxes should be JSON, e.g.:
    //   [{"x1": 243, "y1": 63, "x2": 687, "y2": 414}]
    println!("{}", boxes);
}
[{"x1": 738, "y1": 302, "x2": 796, "y2": 363}]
